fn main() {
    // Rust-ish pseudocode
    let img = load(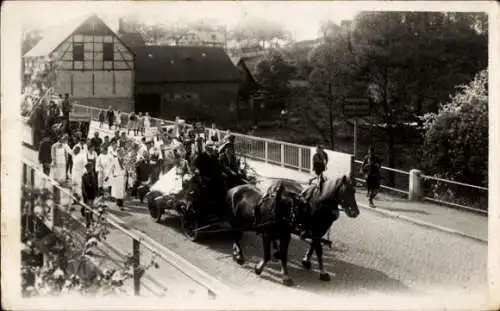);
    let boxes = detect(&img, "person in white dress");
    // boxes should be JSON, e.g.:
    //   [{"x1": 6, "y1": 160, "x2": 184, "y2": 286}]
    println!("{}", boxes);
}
[
  {"x1": 144, "y1": 112, "x2": 151, "y2": 139},
  {"x1": 51, "y1": 135, "x2": 69, "y2": 184},
  {"x1": 96, "y1": 147, "x2": 113, "y2": 196},
  {"x1": 71, "y1": 145, "x2": 86, "y2": 200},
  {"x1": 208, "y1": 123, "x2": 220, "y2": 143},
  {"x1": 108, "y1": 148, "x2": 127, "y2": 210},
  {"x1": 107, "y1": 140, "x2": 118, "y2": 158},
  {"x1": 114, "y1": 110, "x2": 122, "y2": 130}
]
